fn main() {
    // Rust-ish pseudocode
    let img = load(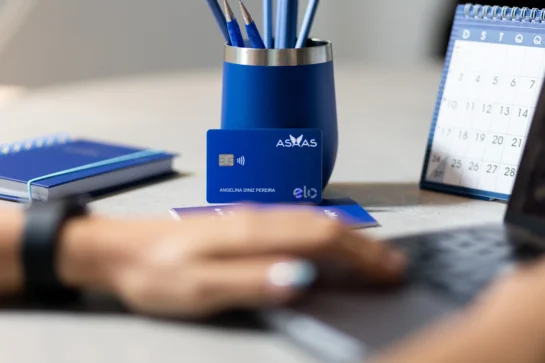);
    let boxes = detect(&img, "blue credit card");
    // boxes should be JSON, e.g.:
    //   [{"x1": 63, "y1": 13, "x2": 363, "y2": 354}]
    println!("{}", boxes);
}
[
  {"x1": 207, "y1": 129, "x2": 323, "y2": 204},
  {"x1": 170, "y1": 198, "x2": 379, "y2": 230}
]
